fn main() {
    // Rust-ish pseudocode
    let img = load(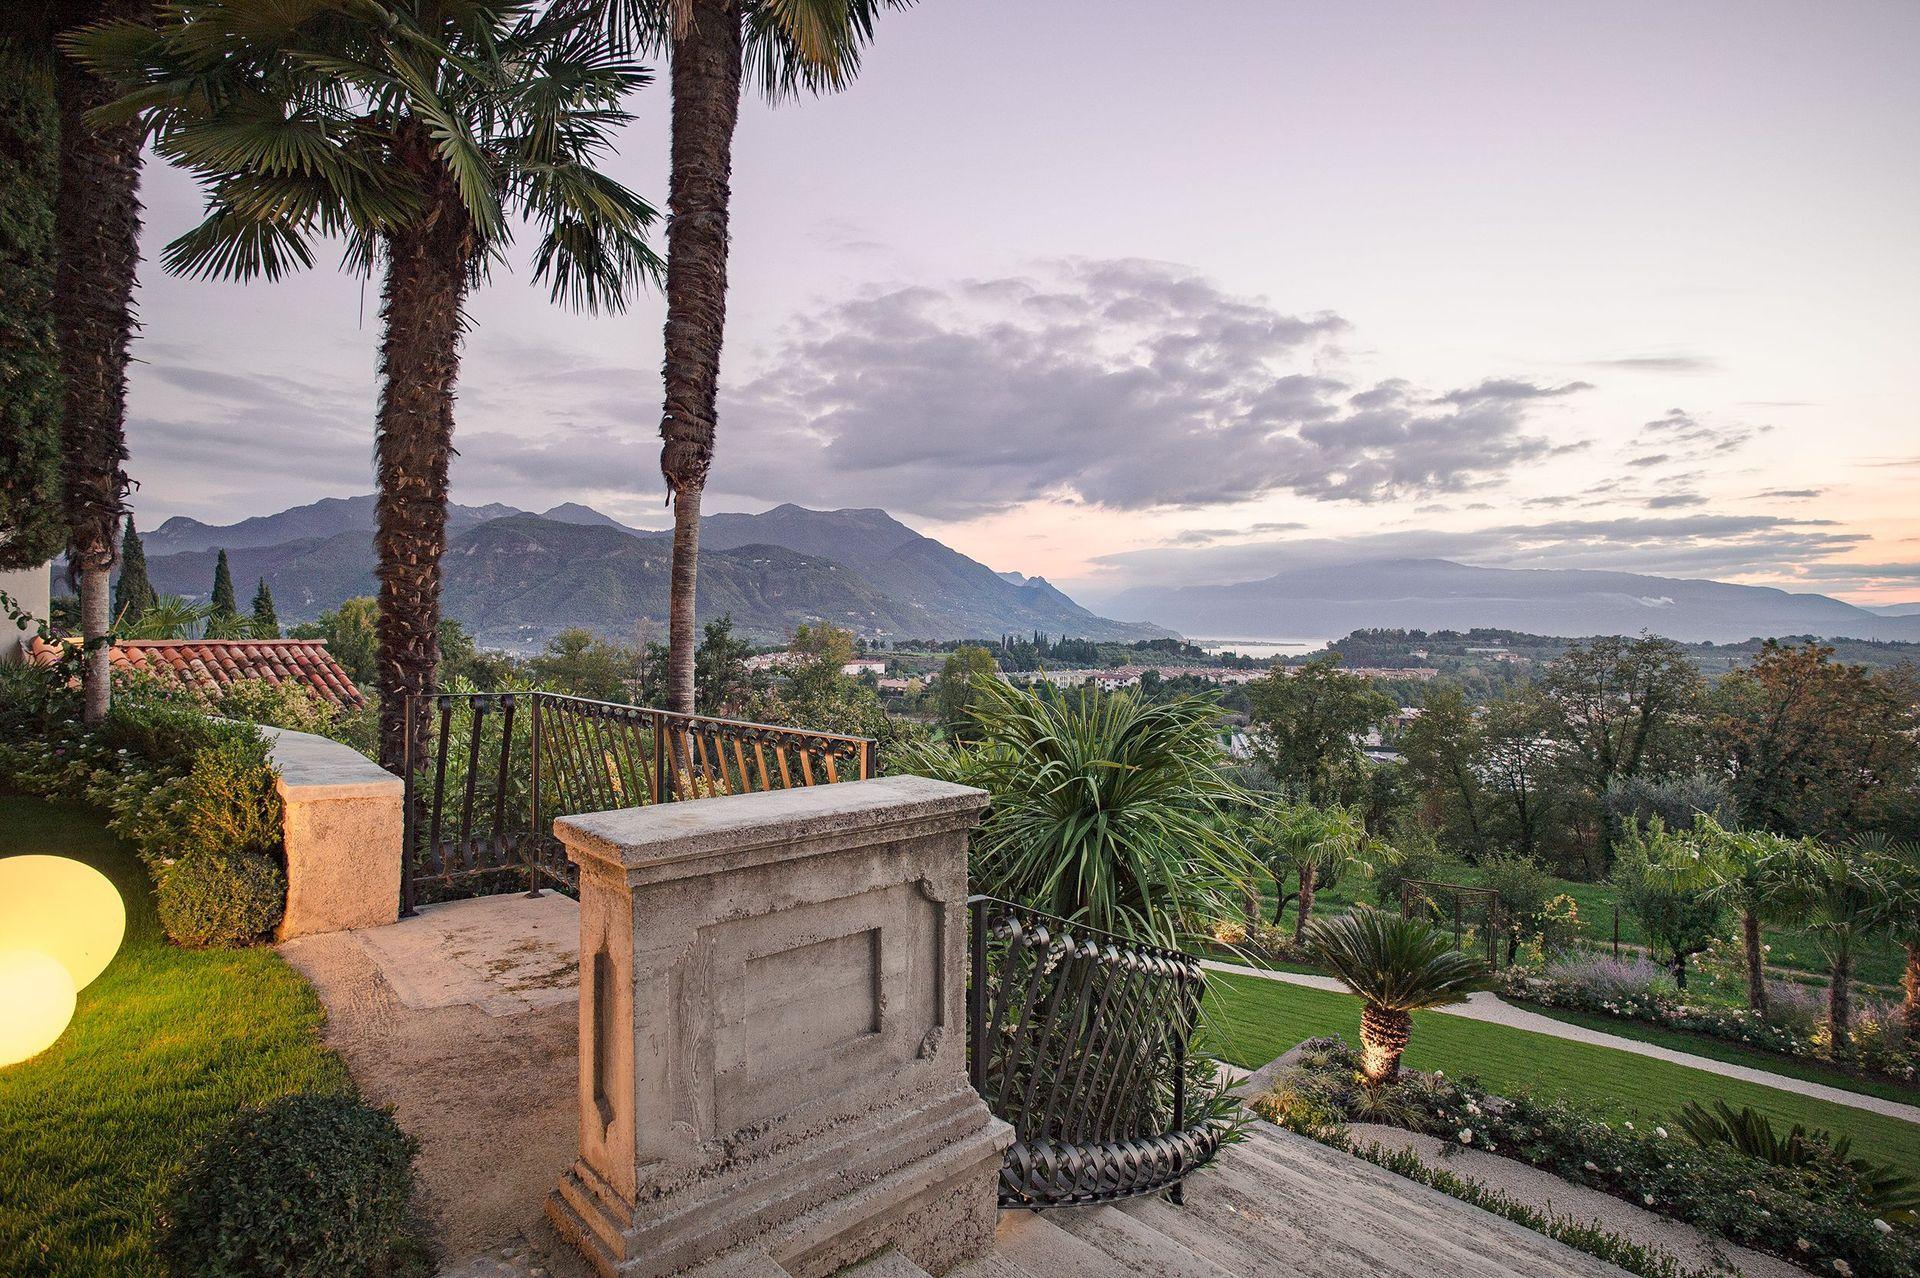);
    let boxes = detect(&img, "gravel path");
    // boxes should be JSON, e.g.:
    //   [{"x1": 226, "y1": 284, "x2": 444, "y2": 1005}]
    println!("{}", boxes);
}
[
  {"x1": 1345, "y1": 1123, "x2": 1807, "y2": 1278},
  {"x1": 1201, "y1": 960, "x2": 1920, "y2": 1126}
]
